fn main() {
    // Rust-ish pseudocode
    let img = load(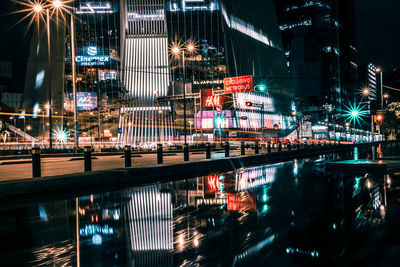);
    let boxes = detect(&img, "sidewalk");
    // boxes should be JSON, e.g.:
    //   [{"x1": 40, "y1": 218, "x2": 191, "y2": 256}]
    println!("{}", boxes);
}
[{"x1": 0, "y1": 148, "x2": 263, "y2": 181}]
